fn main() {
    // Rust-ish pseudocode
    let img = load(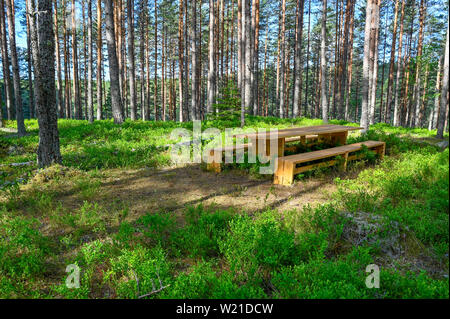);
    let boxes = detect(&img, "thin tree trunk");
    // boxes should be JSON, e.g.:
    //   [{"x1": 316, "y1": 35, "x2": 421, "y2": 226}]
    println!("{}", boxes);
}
[
  {"x1": 252, "y1": 0, "x2": 260, "y2": 115},
  {"x1": 86, "y1": 0, "x2": 93, "y2": 122},
  {"x1": 0, "y1": 0, "x2": 12, "y2": 121},
  {"x1": 368, "y1": 6, "x2": 379, "y2": 126},
  {"x1": 191, "y1": 0, "x2": 198, "y2": 120},
  {"x1": 436, "y1": 24, "x2": 449, "y2": 139},
  {"x1": 6, "y1": 0, "x2": 26, "y2": 135},
  {"x1": 292, "y1": 0, "x2": 304, "y2": 118},
  {"x1": 302, "y1": 0, "x2": 312, "y2": 117},
  {"x1": 344, "y1": 0, "x2": 355, "y2": 121},
  {"x1": 104, "y1": 0, "x2": 124, "y2": 124},
  {"x1": 429, "y1": 56, "x2": 443, "y2": 130},
  {"x1": 28, "y1": 0, "x2": 62, "y2": 166},
  {"x1": 178, "y1": 0, "x2": 184, "y2": 122},
  {"x1": 27, "y1": 0, "x2": 35, "y2": 118},
  {"x1": 96, "y1": 0, "x2": 102, "y2": 120},
  {"x1": 279, "y1": 0, "x2": 286, "y2": 118},
  {"x1": 207, "y1": 0, "x2": 216, "y2": 115},
  {"x1": 338, "y1": 0, "x2": 353, "y2": 120},
  {"x1": 71, "y1": 0, "x2": 81, "y2": 119},
  {"x1": 360, "y1": 0, "x2": 378, "y2": 132},
  {"x1": 127, "y1": 0, "x2": 137, "y2": 120},
  {"x1": 154, "y1": 0, "x2": 158, "y2": 120},
  {"x1": 321, "y1": 0, "x2": 328, "y2": 123},
  {"x1": 393, "y1": 0, "x2": 405, "y2": 126},
  {"x1": 412, "y1": 0, "x2": 426, "y2": 127},
  {"x1": 385, "y1": 0, "x2": 400, "y2": 124},
  {"x1": 379, "y1": 7, "x2": 388, "y2": 123}
]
